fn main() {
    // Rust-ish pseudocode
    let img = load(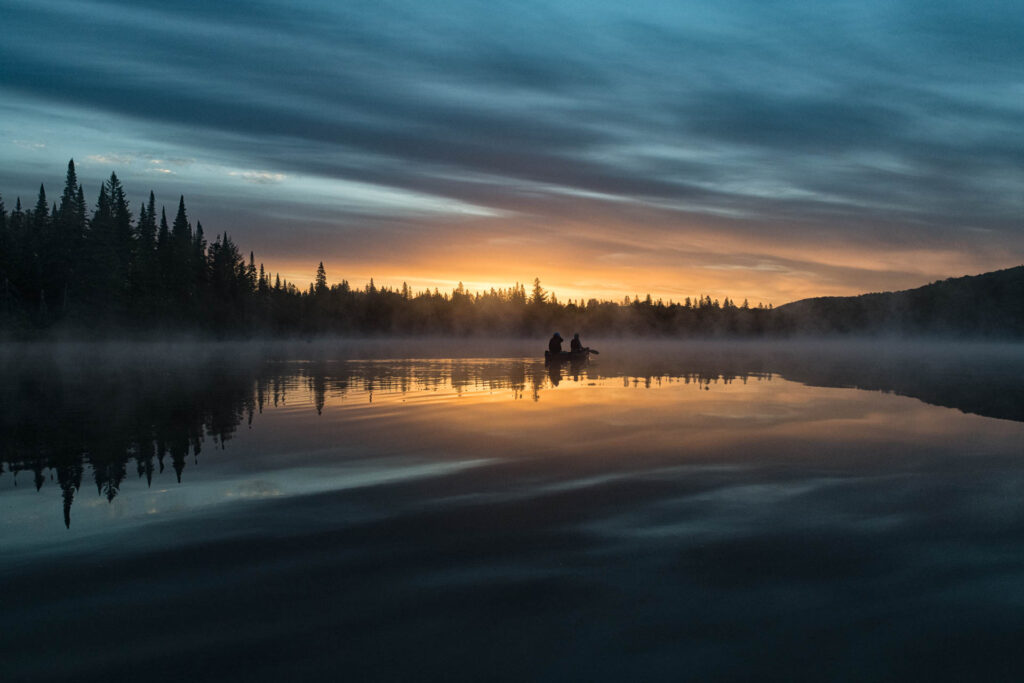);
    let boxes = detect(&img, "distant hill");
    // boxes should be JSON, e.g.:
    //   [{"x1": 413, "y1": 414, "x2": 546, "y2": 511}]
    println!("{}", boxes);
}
[{"x1": 775, "y1": 265, "x2": 1024, "y2": 337}]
